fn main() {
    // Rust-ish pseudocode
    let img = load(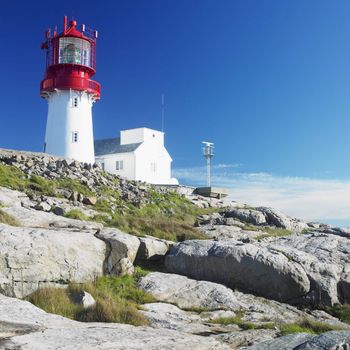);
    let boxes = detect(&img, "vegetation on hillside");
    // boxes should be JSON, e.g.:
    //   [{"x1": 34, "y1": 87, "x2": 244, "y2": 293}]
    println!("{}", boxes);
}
[
  {"x1": 279, "y1": 318, "x2": 344, "y2": 336},
  {"x1": 326, "y1": 304, "x2": 350, "y2": 325},
  {"x1": 27, "y1": 267, "x2": 154, "y2": 326},
  {"x1": 210, "y1": 310, "x2": 275, "y2": 330},
  {"x1": 210, "y1": 312, "x2": 345, "y2": 335},
  {"x1": 0, "y1": 163, "x2": 209, "y2": 241}
]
